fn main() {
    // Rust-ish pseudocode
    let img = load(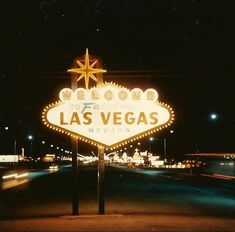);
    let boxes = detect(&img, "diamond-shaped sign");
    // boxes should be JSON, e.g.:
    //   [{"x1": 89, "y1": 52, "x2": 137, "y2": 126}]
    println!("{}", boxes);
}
[{"x1": 42, "y1": 82, "x2": 174, "y2": 149}]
